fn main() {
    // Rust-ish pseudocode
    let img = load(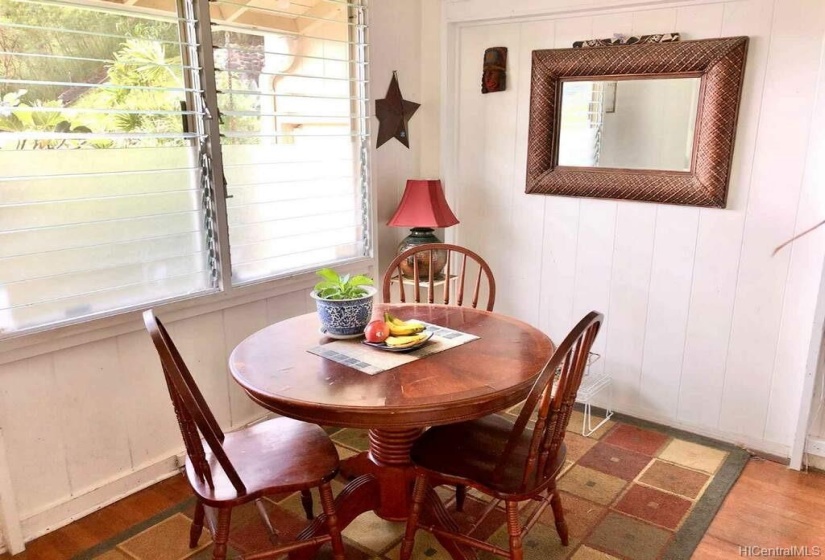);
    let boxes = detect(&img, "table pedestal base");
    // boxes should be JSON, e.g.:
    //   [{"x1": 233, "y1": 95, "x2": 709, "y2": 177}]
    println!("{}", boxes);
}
[{"x1": 288, "y1": 428, "x2": 475, "y2": 560}]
